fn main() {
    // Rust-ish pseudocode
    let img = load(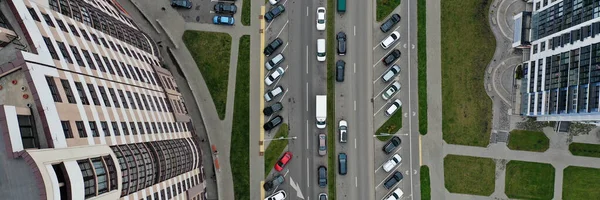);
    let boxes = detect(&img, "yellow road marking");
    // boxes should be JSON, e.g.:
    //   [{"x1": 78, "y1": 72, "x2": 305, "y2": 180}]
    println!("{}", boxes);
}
[{"x1": 260, "y1": 181, "x2": 265, "y2": 199}]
